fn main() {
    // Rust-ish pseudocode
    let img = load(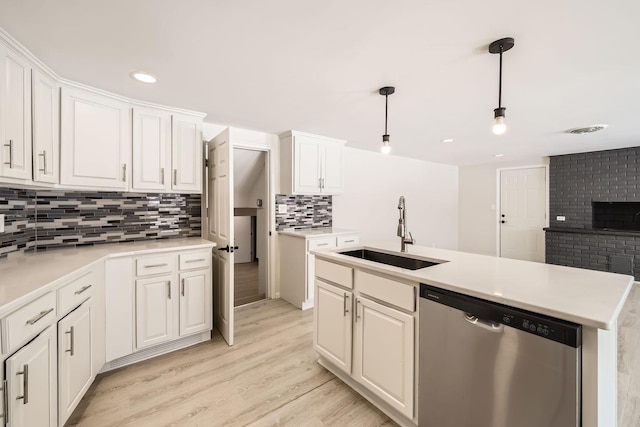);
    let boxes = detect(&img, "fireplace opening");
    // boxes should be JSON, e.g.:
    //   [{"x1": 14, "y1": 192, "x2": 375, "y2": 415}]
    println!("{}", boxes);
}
[{"x1": 592, "y1": 201, "x2": 640, "y2": 231}]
